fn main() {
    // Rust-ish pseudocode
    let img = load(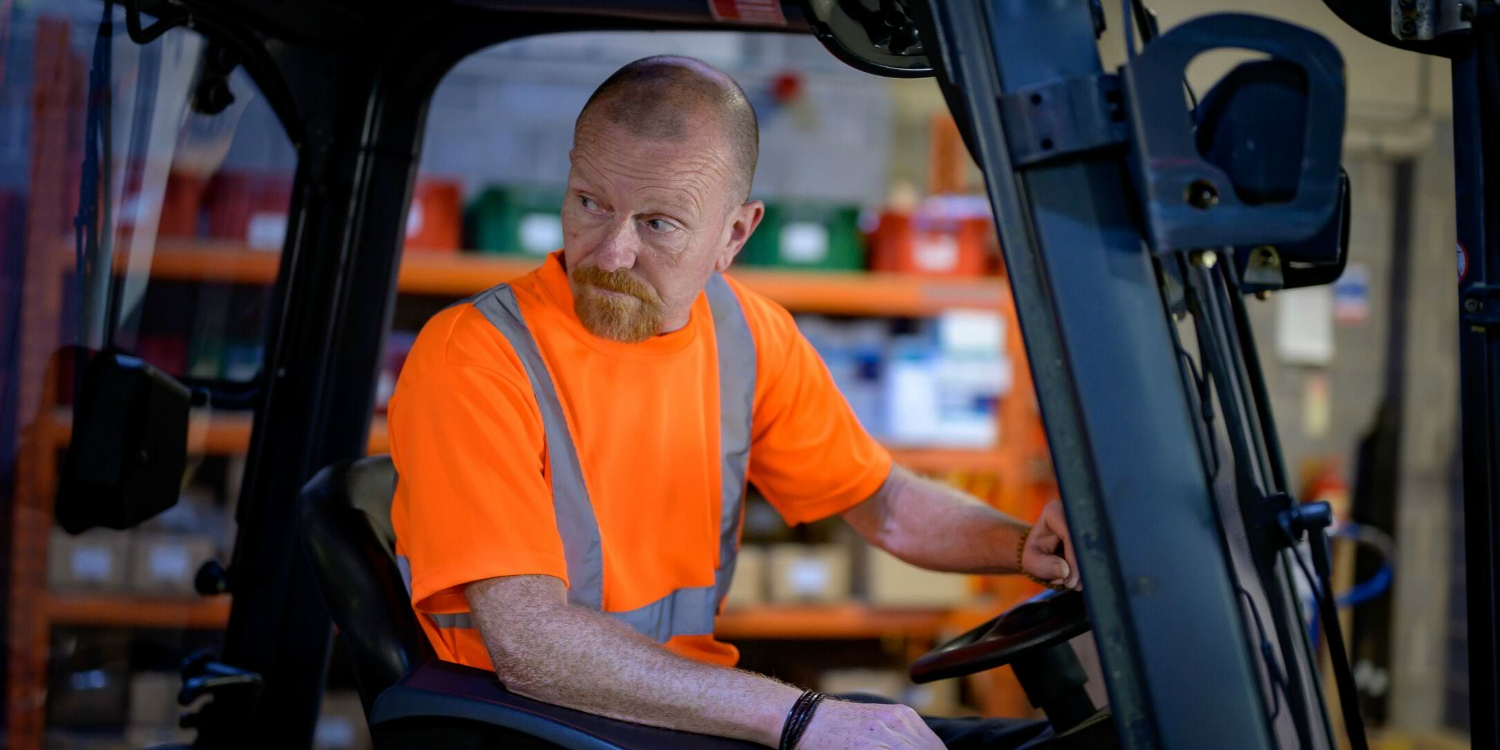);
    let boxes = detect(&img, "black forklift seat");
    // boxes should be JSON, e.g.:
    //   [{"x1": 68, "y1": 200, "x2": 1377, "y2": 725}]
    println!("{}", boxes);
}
[{"x1": 298, "y1": 455, "x2": 758, "y2": 749}]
